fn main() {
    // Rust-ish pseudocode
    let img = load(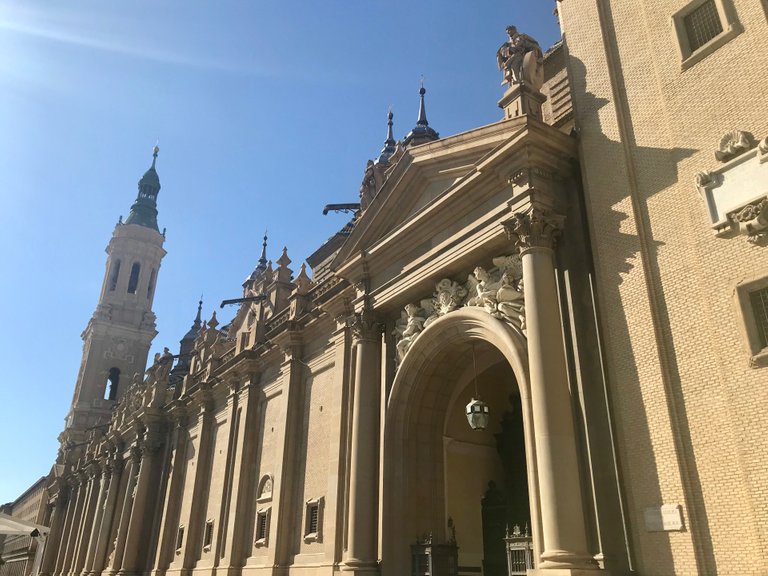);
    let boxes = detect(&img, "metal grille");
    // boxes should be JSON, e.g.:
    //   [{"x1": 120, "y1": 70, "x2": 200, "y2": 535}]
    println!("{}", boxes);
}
[
  {"x1": 308, "y1": 505, "x2": 319, "y2": 534},
  {"x1": 256, "y1": 513, "x2": 268, "y2": 540},
  {"x1": 750, "y1": 287, "x2": 768, "y2": 349},
  {"x1": 683, "y1": 0, "x2": 723, "y2": 52}
]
